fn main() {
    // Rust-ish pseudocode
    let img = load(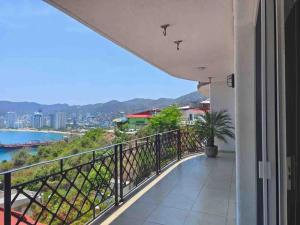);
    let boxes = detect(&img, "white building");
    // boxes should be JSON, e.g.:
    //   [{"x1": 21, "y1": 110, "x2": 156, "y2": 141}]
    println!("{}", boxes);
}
[
  {"x1": 32, "y1": 112, "x2": 43, "y2": 129},
  {"x1": 6, "y1": 112, "x2": 17, "y2": 129},
  {"x1": 54, "y1": 112, "x2": 66, "y2": 130},
  {"x1": 179, "y1": 106, "x2": 205, "y2": 124}
]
